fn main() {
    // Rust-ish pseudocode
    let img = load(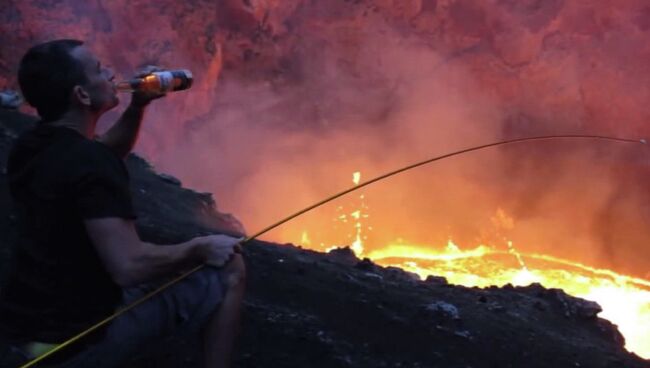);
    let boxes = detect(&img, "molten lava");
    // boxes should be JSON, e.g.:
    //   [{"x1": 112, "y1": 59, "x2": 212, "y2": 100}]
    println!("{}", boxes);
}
[
  {"x1": 296, "y1": 172, "x2": 650, "y2": 360},
  {"x1": 367, "y1": 240, "x2": 650, "y2": 360}
]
